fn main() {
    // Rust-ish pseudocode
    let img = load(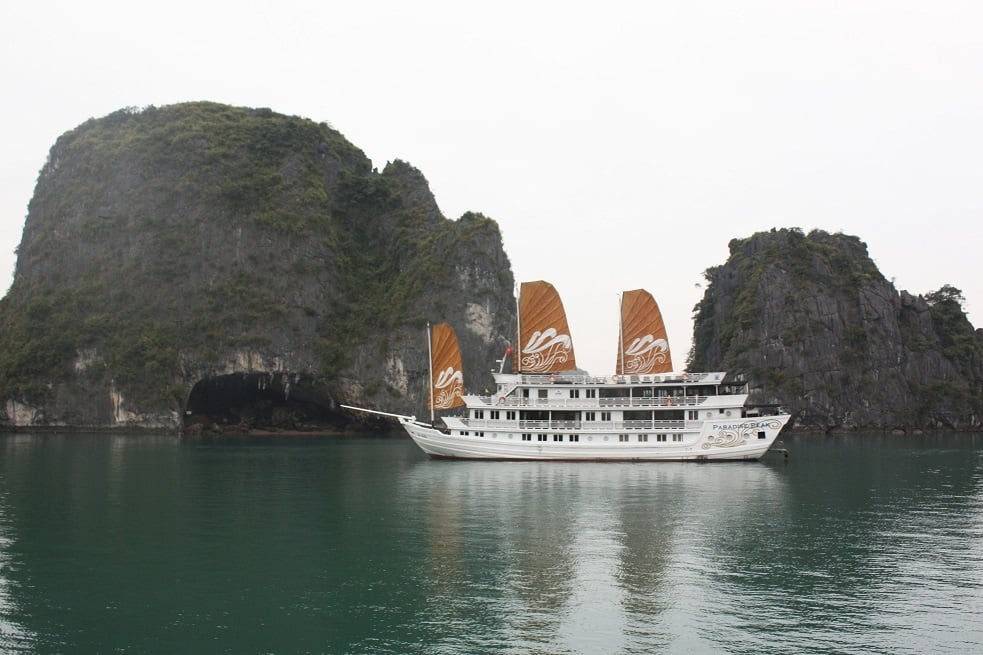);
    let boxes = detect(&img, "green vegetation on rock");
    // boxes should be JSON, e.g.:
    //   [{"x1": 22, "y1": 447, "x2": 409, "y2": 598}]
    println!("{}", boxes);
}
[
  {"x1": 0, "y1": 102, "x2": 515, "y2": 429},
  {"x1": 688, "y1": 228, "x2": 982, "y2": 431}
]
